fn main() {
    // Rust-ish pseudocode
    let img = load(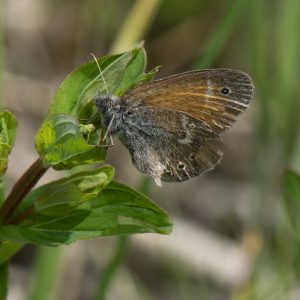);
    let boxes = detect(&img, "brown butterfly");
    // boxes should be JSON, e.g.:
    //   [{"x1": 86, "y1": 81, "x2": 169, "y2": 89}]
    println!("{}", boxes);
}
[{"x1": 95, "y1": 69, "x2": 253, "y2": 186}]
